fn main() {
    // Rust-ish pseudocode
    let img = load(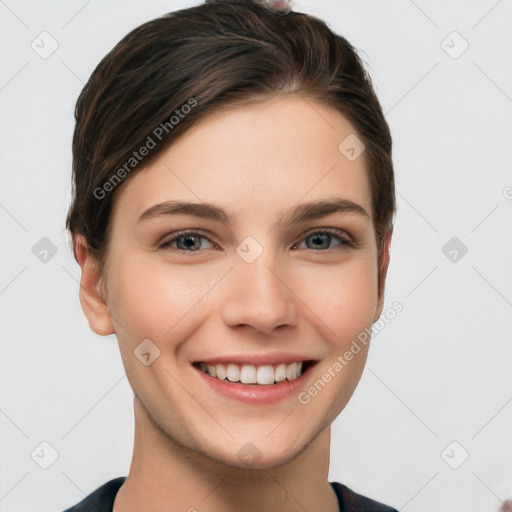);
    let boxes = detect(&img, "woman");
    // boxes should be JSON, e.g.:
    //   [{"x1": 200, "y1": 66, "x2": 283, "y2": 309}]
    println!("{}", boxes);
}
[{"x1": 62, "y1": 0, "x2": 398, "y2": 510}]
